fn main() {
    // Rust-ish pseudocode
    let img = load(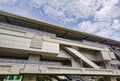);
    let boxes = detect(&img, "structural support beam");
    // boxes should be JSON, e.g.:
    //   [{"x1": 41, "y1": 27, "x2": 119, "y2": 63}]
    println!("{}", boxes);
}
[
  {"x1": 4, "y1": 16, "x2": 10, "y2": 23},
  {"x1": 64, "y1": 47, "x2": 100, "y2": 69},
  {"x1": 104, "y1": 76, "x2": 117, "y2": 81},
  {"x1": 0, "y1": 76, "x2": 5, "y2": 81},
  {"x1": 79, "y1": 36, "x2": 89, "y2": 40},
  {"x1": 22, "y1": 75, "x2": 37, "y2": 81},
  {"x1": 42, "y1": 36, "x2": 105, "y2": 51},
  {"x1": 28, "y1": 54, "x2": 40, "y2": 61},
  {"x1": 63, "y1": 31, "x2": 68, "y2": 38}
]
